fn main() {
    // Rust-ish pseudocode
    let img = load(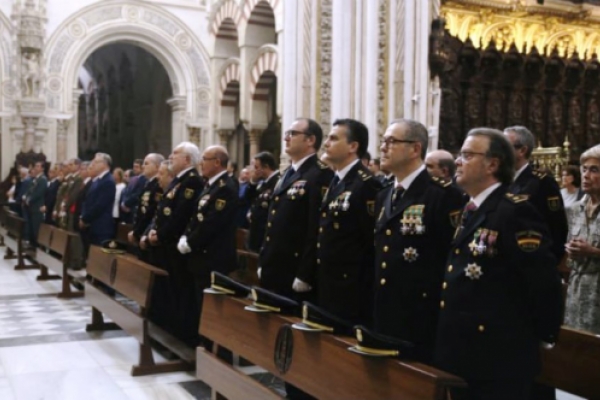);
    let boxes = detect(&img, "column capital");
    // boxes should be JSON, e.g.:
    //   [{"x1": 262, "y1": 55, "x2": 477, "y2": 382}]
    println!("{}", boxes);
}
[{"x1": 167, "y1": 96, "x2": 187, "y2": 112}]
